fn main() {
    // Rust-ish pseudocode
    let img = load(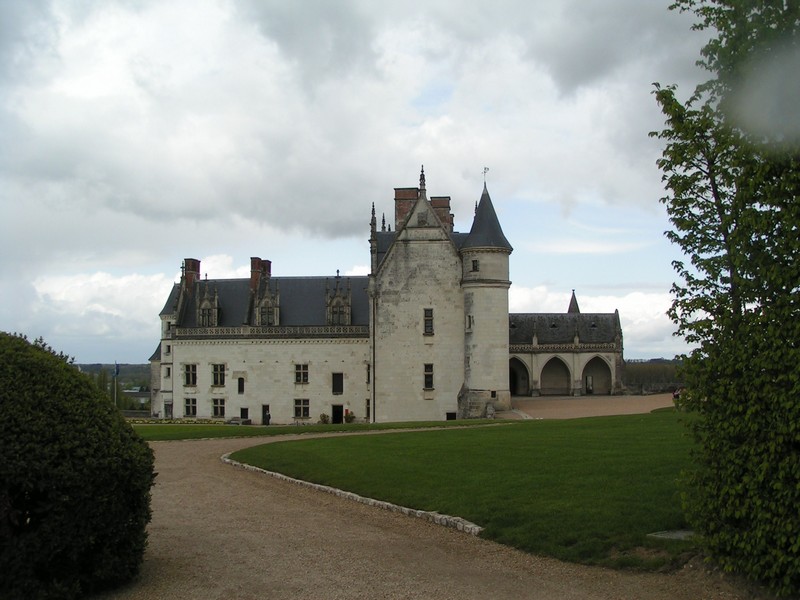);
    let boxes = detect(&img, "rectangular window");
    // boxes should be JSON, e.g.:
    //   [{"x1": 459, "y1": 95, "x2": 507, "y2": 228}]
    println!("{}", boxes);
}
[
  {"x1": 466, "y1": 314, "x2": 474, "y2": 330},
  {"x1": 424, "y1": 308, "x2": 434, "y2": 335},
  {"x1": 332, "y1": 372, "x2": 344, "y2": 395},
  {"x1": 184, "y1": 364, "x2": 197, "y2": 386},
  {"x1": 260, "y1": 305, "x2": 276, "y2": 326},
  {"x1": 295, "y1": 364, "x2": 309, "y2": 384},
  {"x1": 240, "y1": 407, "x2": 249, "y2": 420},
  {"x1": 213, "y1": 398, "x2": 225, "y2": 418},
  {"x1": 212, "y1": 363, "x2": 225, "y2": 386},
  {"x1": 424, "y1": 364, "x2": 434, "y2": 390},
  {"x1": 331, "y1": 304, "x2": 347, "y2": 325},
  {"x1": 366, "y1": 363, "x2": 371, "y2": 384},
  {"x1": 184, "y1": 398, "x2": 196, "y2": 417},
  {"x1": 471, "y1": 259, "x2": 479, "y2": 272},
  {"x1": 165, "y1": 366, "x2": 171, "y2": 378},
  {"x1": 365, "y1": 398, "x2": 371, "y2": 420},
  {"x1": 238, "y1": 377, "x2": 245, "y2": 394},
  {"x1": 165, "y1": 344, "x2": 171, "y2": 355},
  {"x1": 294, "y1": 398, "x2": 310, "y2": 419}
]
